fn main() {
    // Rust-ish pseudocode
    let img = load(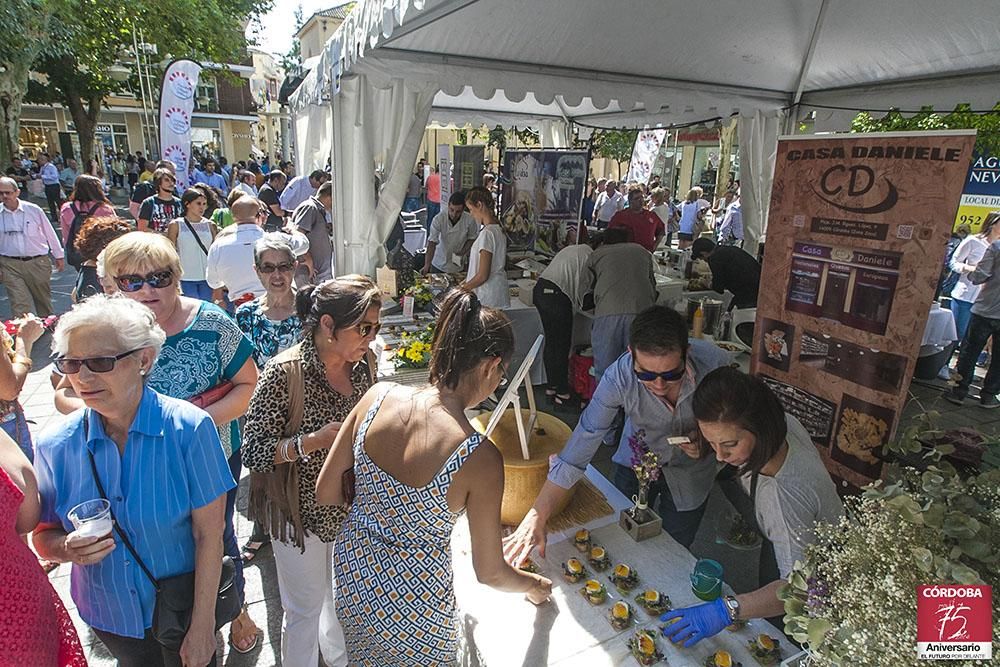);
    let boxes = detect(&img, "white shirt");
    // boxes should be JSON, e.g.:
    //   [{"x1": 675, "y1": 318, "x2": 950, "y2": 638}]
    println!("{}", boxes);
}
[
  {"x1": 0, "y1": 199, "x2": 64, "y2": 259},
  {"x1": 206, "y1": 224, "x2": 309, "y2": 297},
  {"x1": 651, "y1": 202, "x2": 677, "y2": 233},
  {"x1": 594, "y1": 191, "x2": 625, "y2": 222},
  {"x1": 235, "y1": 181, "x2": 258, "y2": 197},
  {"x1": 427, "y1": 211, "x2": 478, "y2": 272},
  {"x1": 175, "y1": 218, "x2": 213, "y2": 281},
  {"x1": 950, "y1": 235, "x2": 990, "y2": 303},
  {"x1": 278, "y1": 175, "x2": 315, "y2": 212},
  {"x1": 742, "y1": 415, "x2": 844, "y2": 578},
  {"x1": 539, "y1": 244, "x2": 592, "y2": 309},
  {"x1": 466, "y1": 223, "x2": 509, "y2": 307}
]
